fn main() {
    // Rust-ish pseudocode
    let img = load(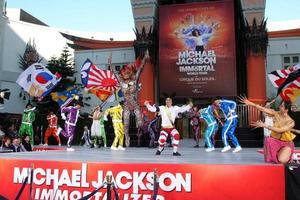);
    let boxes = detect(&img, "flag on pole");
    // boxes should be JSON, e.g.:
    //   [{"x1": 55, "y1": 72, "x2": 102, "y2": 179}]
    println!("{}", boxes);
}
[
  {"x1": 16, "y1": 63, "x2": 61, "y2": 98},
  {"x1": 81, "y1": 59, "x2": 119, "y2": 101},
  {"x1": 81, "y1": 59, "x2": 118, "y2": 92},
  {"x1": 268, "y1": 64, "x2": 300, "y2": 102},
  {"x1": 268, "y1": 64, "x2": 300, "y2": 96},
  {"x1": 50, "y1": 86, "x2": 79, "y2": 107}
]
